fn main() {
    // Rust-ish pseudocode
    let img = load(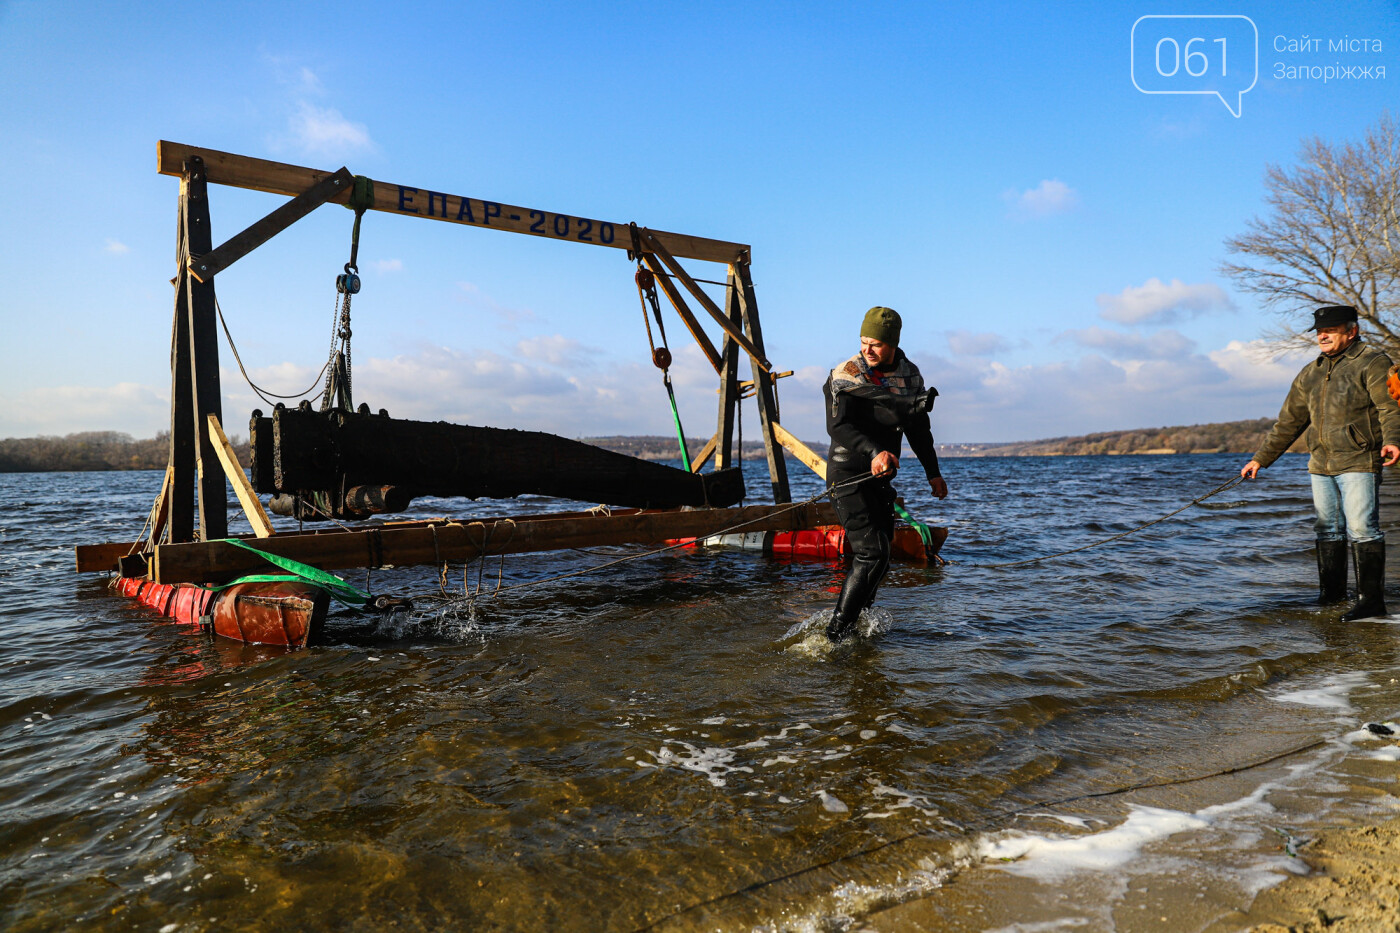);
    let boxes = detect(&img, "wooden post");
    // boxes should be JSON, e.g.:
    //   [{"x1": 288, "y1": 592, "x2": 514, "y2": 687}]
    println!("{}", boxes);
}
[
  {"x1": 732, "y1": 260, "x2": 790, "y2": 502},
  {"x1": 183, "y1": 157, "x2": 228, "y2": 541},
  {"x1": 714, "y1": 266, "x2": 743, "y2": 471},
  {"x1": 167, "y1": 194, "x2": 195, "y2": 543}
]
